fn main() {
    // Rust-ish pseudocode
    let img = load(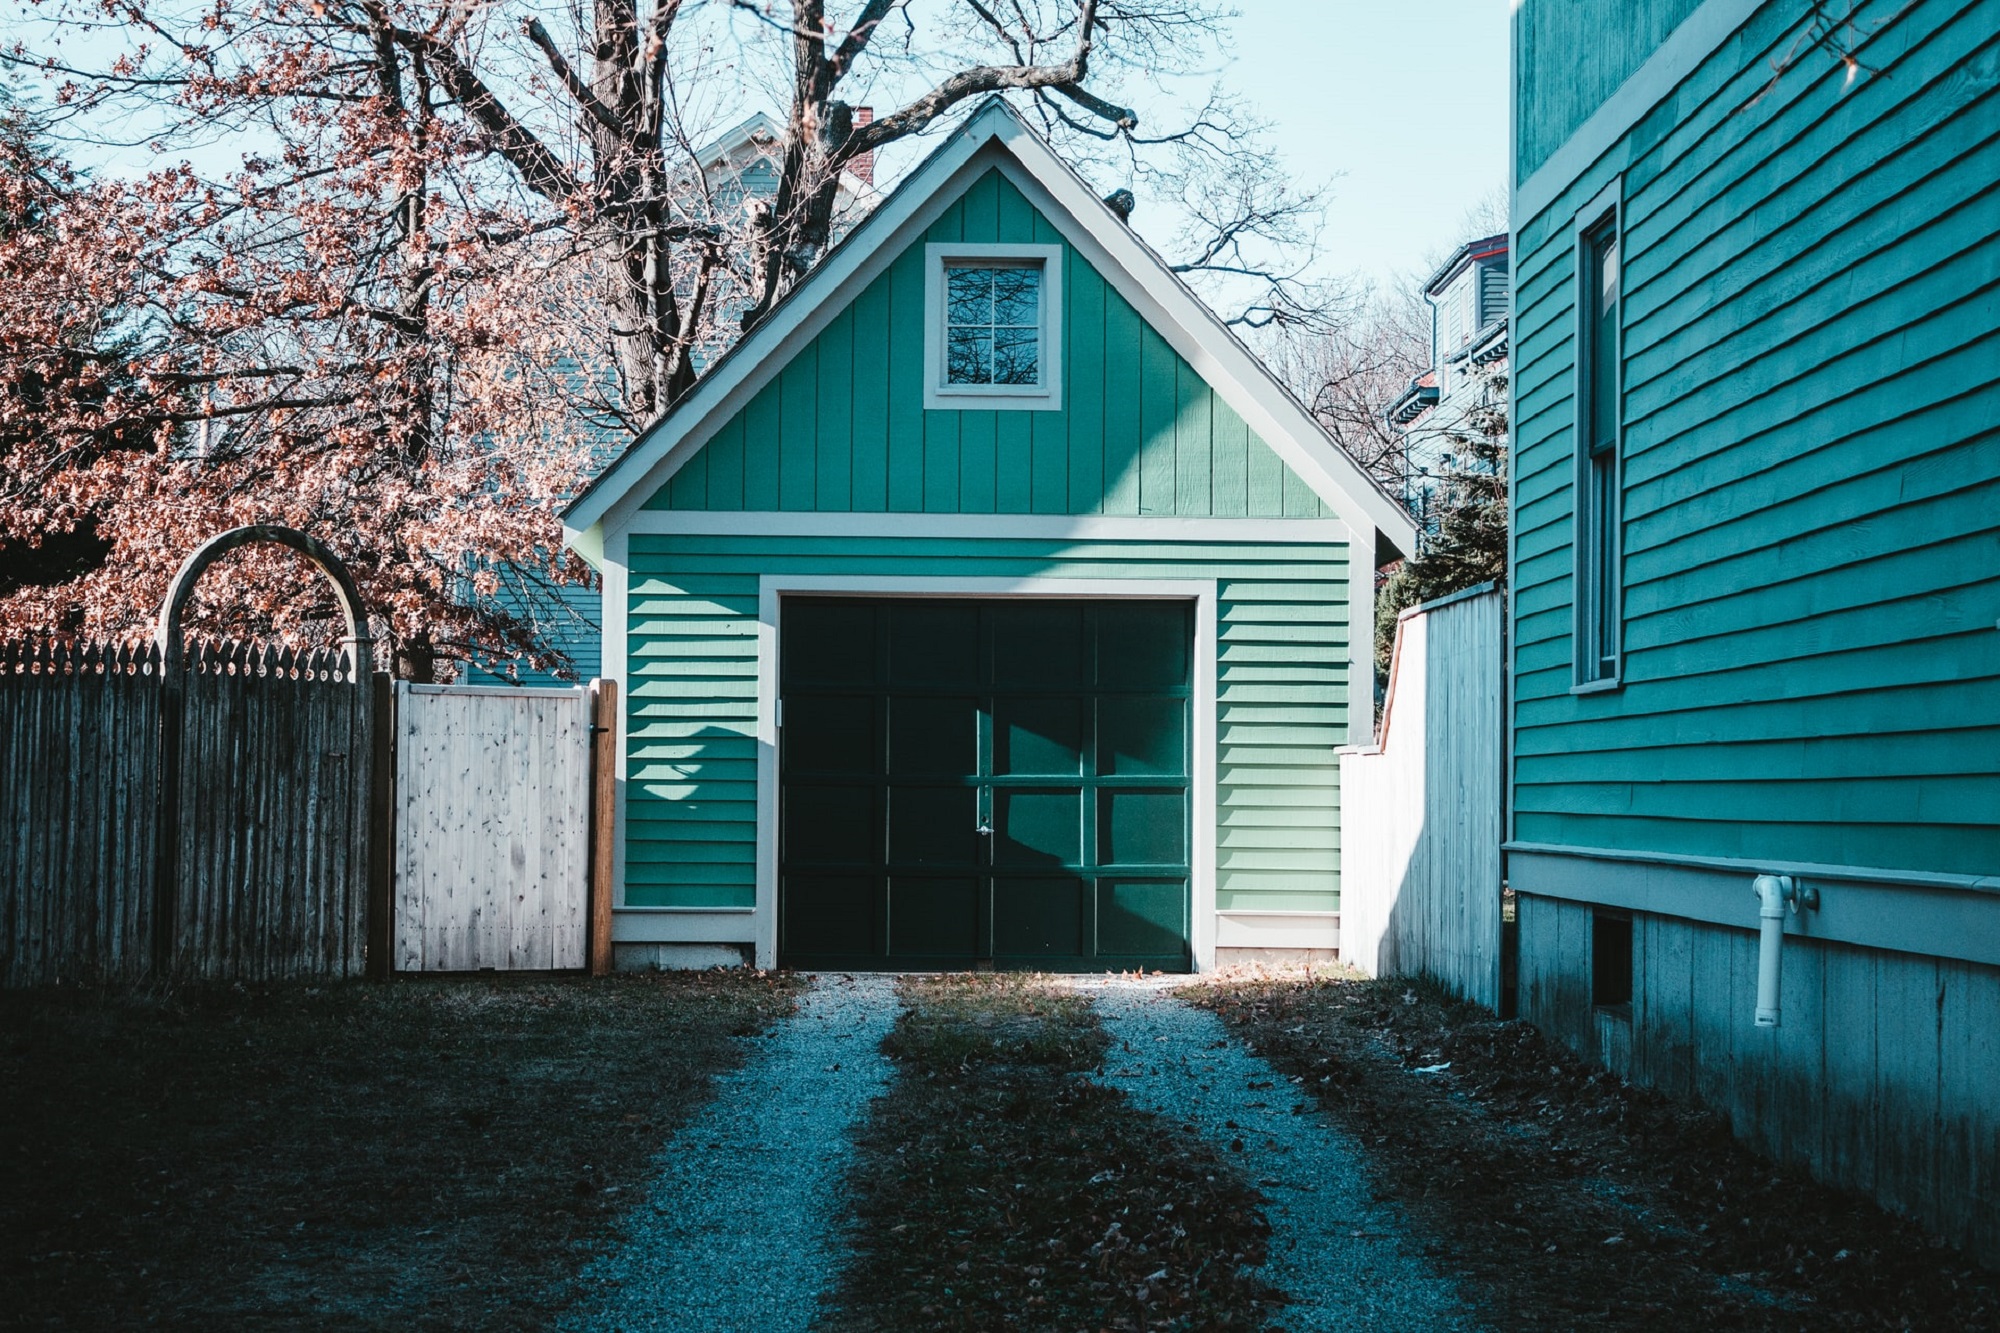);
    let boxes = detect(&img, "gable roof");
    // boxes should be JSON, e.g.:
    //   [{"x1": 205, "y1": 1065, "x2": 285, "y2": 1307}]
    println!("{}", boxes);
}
[{"x1": 563, "y1": 99, "x2": 1417, "y2": 560}]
